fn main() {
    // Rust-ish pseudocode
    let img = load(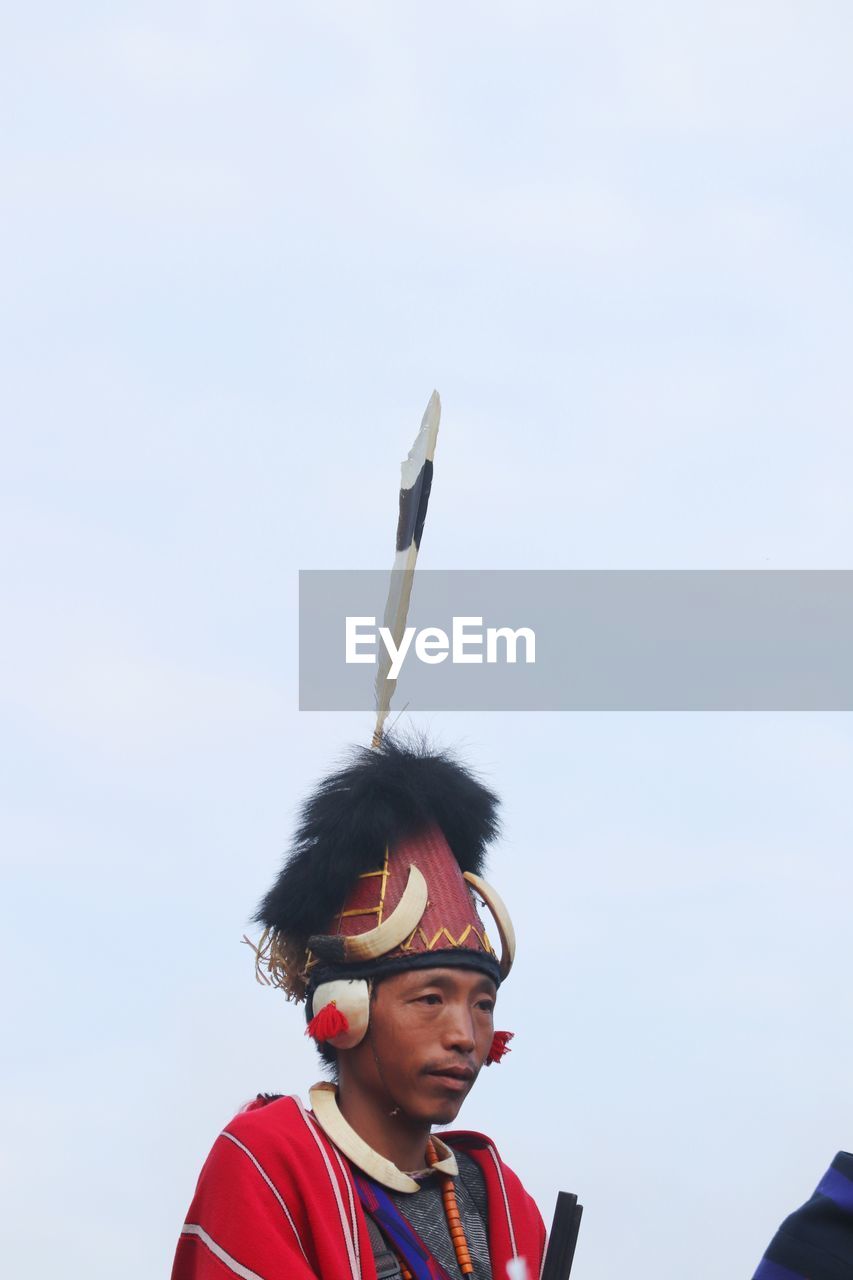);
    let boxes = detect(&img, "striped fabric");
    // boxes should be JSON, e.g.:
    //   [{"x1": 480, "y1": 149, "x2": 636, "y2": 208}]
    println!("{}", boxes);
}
[{"x1": 753, "y1": 1153, "x2": 853, "y2": 1279}]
